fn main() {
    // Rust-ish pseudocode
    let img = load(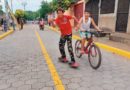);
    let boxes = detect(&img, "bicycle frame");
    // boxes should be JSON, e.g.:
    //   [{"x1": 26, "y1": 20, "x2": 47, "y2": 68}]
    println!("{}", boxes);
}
[{"x1": 79, "y1": 31, "x2": 99, "y2": 54}]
